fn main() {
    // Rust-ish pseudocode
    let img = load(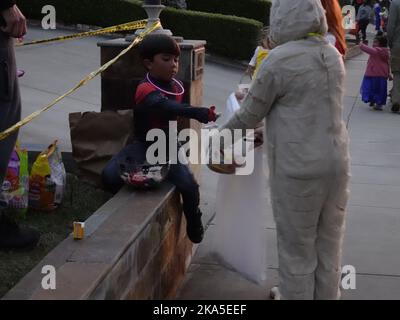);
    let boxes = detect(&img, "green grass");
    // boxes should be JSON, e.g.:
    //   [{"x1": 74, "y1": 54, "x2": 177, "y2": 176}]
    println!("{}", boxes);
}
[{"x1": 0, "y1": 174, "x2": 112, "y2": 298}]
